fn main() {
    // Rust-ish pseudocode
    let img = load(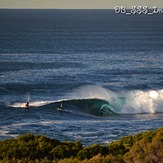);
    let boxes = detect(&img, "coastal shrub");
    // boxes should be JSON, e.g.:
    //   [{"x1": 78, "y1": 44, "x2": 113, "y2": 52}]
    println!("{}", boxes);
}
[
  {"x1": 0, "y1": 133, "x2": 60, "y2": 160},
  {"x1": 86, "y1": 154, "x2": 125, "y2": 163},
  {"x1": 124, "y1": 128, "x2": 163, "y2": 163},
  {"x1": 59, "y1": 154, "x2": 124, "y2": 163},
  {"x1": 58, "y1": 157, "x2": 79, "y2": 163},
  {"x1": 50, "y1": 141, "x2": 82, "y2": 160},
  {"x1": 109, "y1": 136, "x2": 132, "y2": 156},
  {"x1": 51, "y1": 144, "x2": 70, "y2": 159},
  {"x1": 77, "y1": 144, "x2": 109, "y2": 160},
  {"x1": 63, "y1": 141, "x2": 83, "y2": 157},
  {"x1": 0, "y1": 128, "x2": 162, "y2": 162}
]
